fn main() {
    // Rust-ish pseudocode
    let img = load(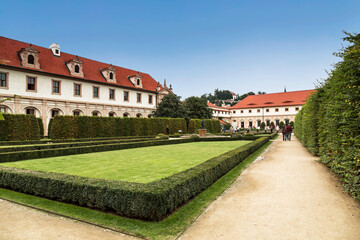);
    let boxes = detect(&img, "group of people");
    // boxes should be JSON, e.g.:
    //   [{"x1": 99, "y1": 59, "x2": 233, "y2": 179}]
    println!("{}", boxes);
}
[{"x1": 282, "y1": 124, "x2": 293, "y2": 141}]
